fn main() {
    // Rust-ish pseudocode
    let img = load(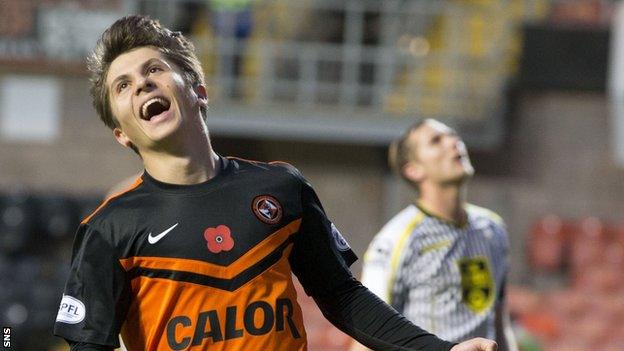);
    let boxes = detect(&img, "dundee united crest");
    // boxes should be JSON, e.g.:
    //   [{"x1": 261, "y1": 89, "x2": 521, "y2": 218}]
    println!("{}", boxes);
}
[
  {"x1": 458, "y1": 256, "x2": 494, "y2": 313},
  {"x1": 252, "y1": 195, "x2": 283, "y2": 224}
]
